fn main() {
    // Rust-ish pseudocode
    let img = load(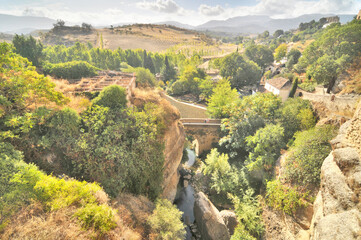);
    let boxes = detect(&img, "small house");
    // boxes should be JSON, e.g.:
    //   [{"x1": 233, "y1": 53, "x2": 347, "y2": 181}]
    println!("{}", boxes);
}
[{"x1": 265, "y1": 77, "x2": 292, "y2": 101}]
